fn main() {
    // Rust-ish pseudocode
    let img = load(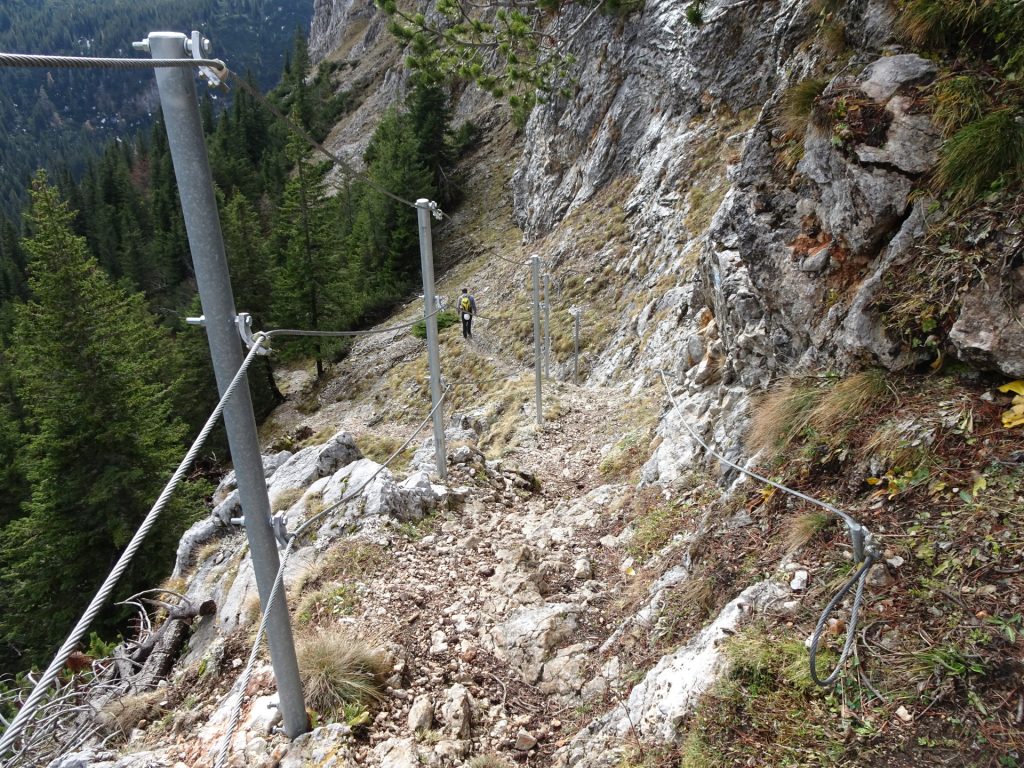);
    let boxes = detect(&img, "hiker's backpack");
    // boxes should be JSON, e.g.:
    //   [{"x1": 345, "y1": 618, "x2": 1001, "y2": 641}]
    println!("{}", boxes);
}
[{"x1": 460, "y1": 295, "x2": 472, "y2": 313}]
